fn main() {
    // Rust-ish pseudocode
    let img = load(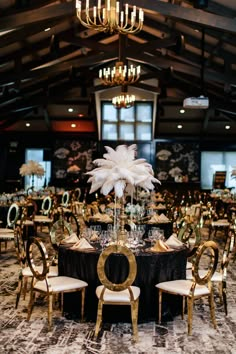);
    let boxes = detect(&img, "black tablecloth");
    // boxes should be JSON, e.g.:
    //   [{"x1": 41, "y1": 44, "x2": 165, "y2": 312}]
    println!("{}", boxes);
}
[{"x1": 58, "y1": 245, "x2": 187, "y2": 323}]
